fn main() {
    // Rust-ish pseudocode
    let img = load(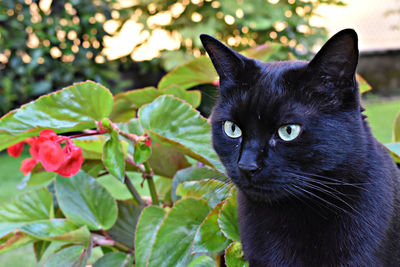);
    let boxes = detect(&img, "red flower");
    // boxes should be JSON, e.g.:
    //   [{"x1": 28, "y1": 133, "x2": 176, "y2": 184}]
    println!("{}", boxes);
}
[
  {"x1": 144, "y1": 134, "x2": 152, "y2": 147},
  {"x1": 20, "y1": 158, "x2": 38, "y2": 175},
  {"x1": 55, "y1": 143, "x2": 84, "y2": 177},
  {"x1": 7, "y1": 142, "x2": 25, "y2": 158},
  {"x1": 38, "y1": 140, "x2": 65, "y2": 171},
  {"x1": 7, "y1": 129, "x2": 84, "y2": 177}
]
